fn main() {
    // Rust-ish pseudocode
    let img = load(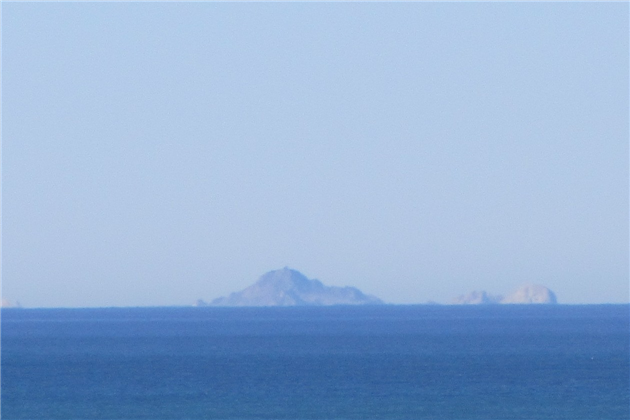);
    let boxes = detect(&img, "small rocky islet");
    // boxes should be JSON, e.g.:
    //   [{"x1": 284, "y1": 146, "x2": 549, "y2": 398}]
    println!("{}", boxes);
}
[{"x1": 452, "y1": 284, "x2": 558, "y2": 305}]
